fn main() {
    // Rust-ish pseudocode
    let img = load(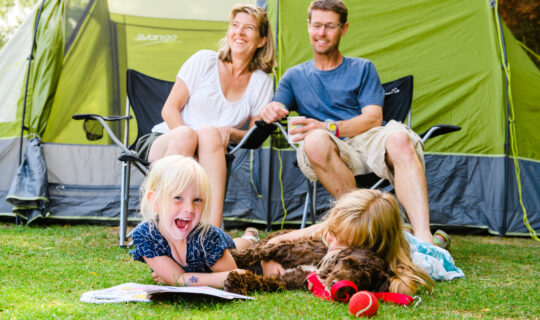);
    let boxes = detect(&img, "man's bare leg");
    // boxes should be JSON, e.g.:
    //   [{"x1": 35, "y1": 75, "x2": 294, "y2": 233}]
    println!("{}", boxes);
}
[
  {"x1": 385, "y1": 132, "x2": 433, "y2": 244},
  {"x1": 302, "y1": 130, "x2": 356, "y2": 199}
]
